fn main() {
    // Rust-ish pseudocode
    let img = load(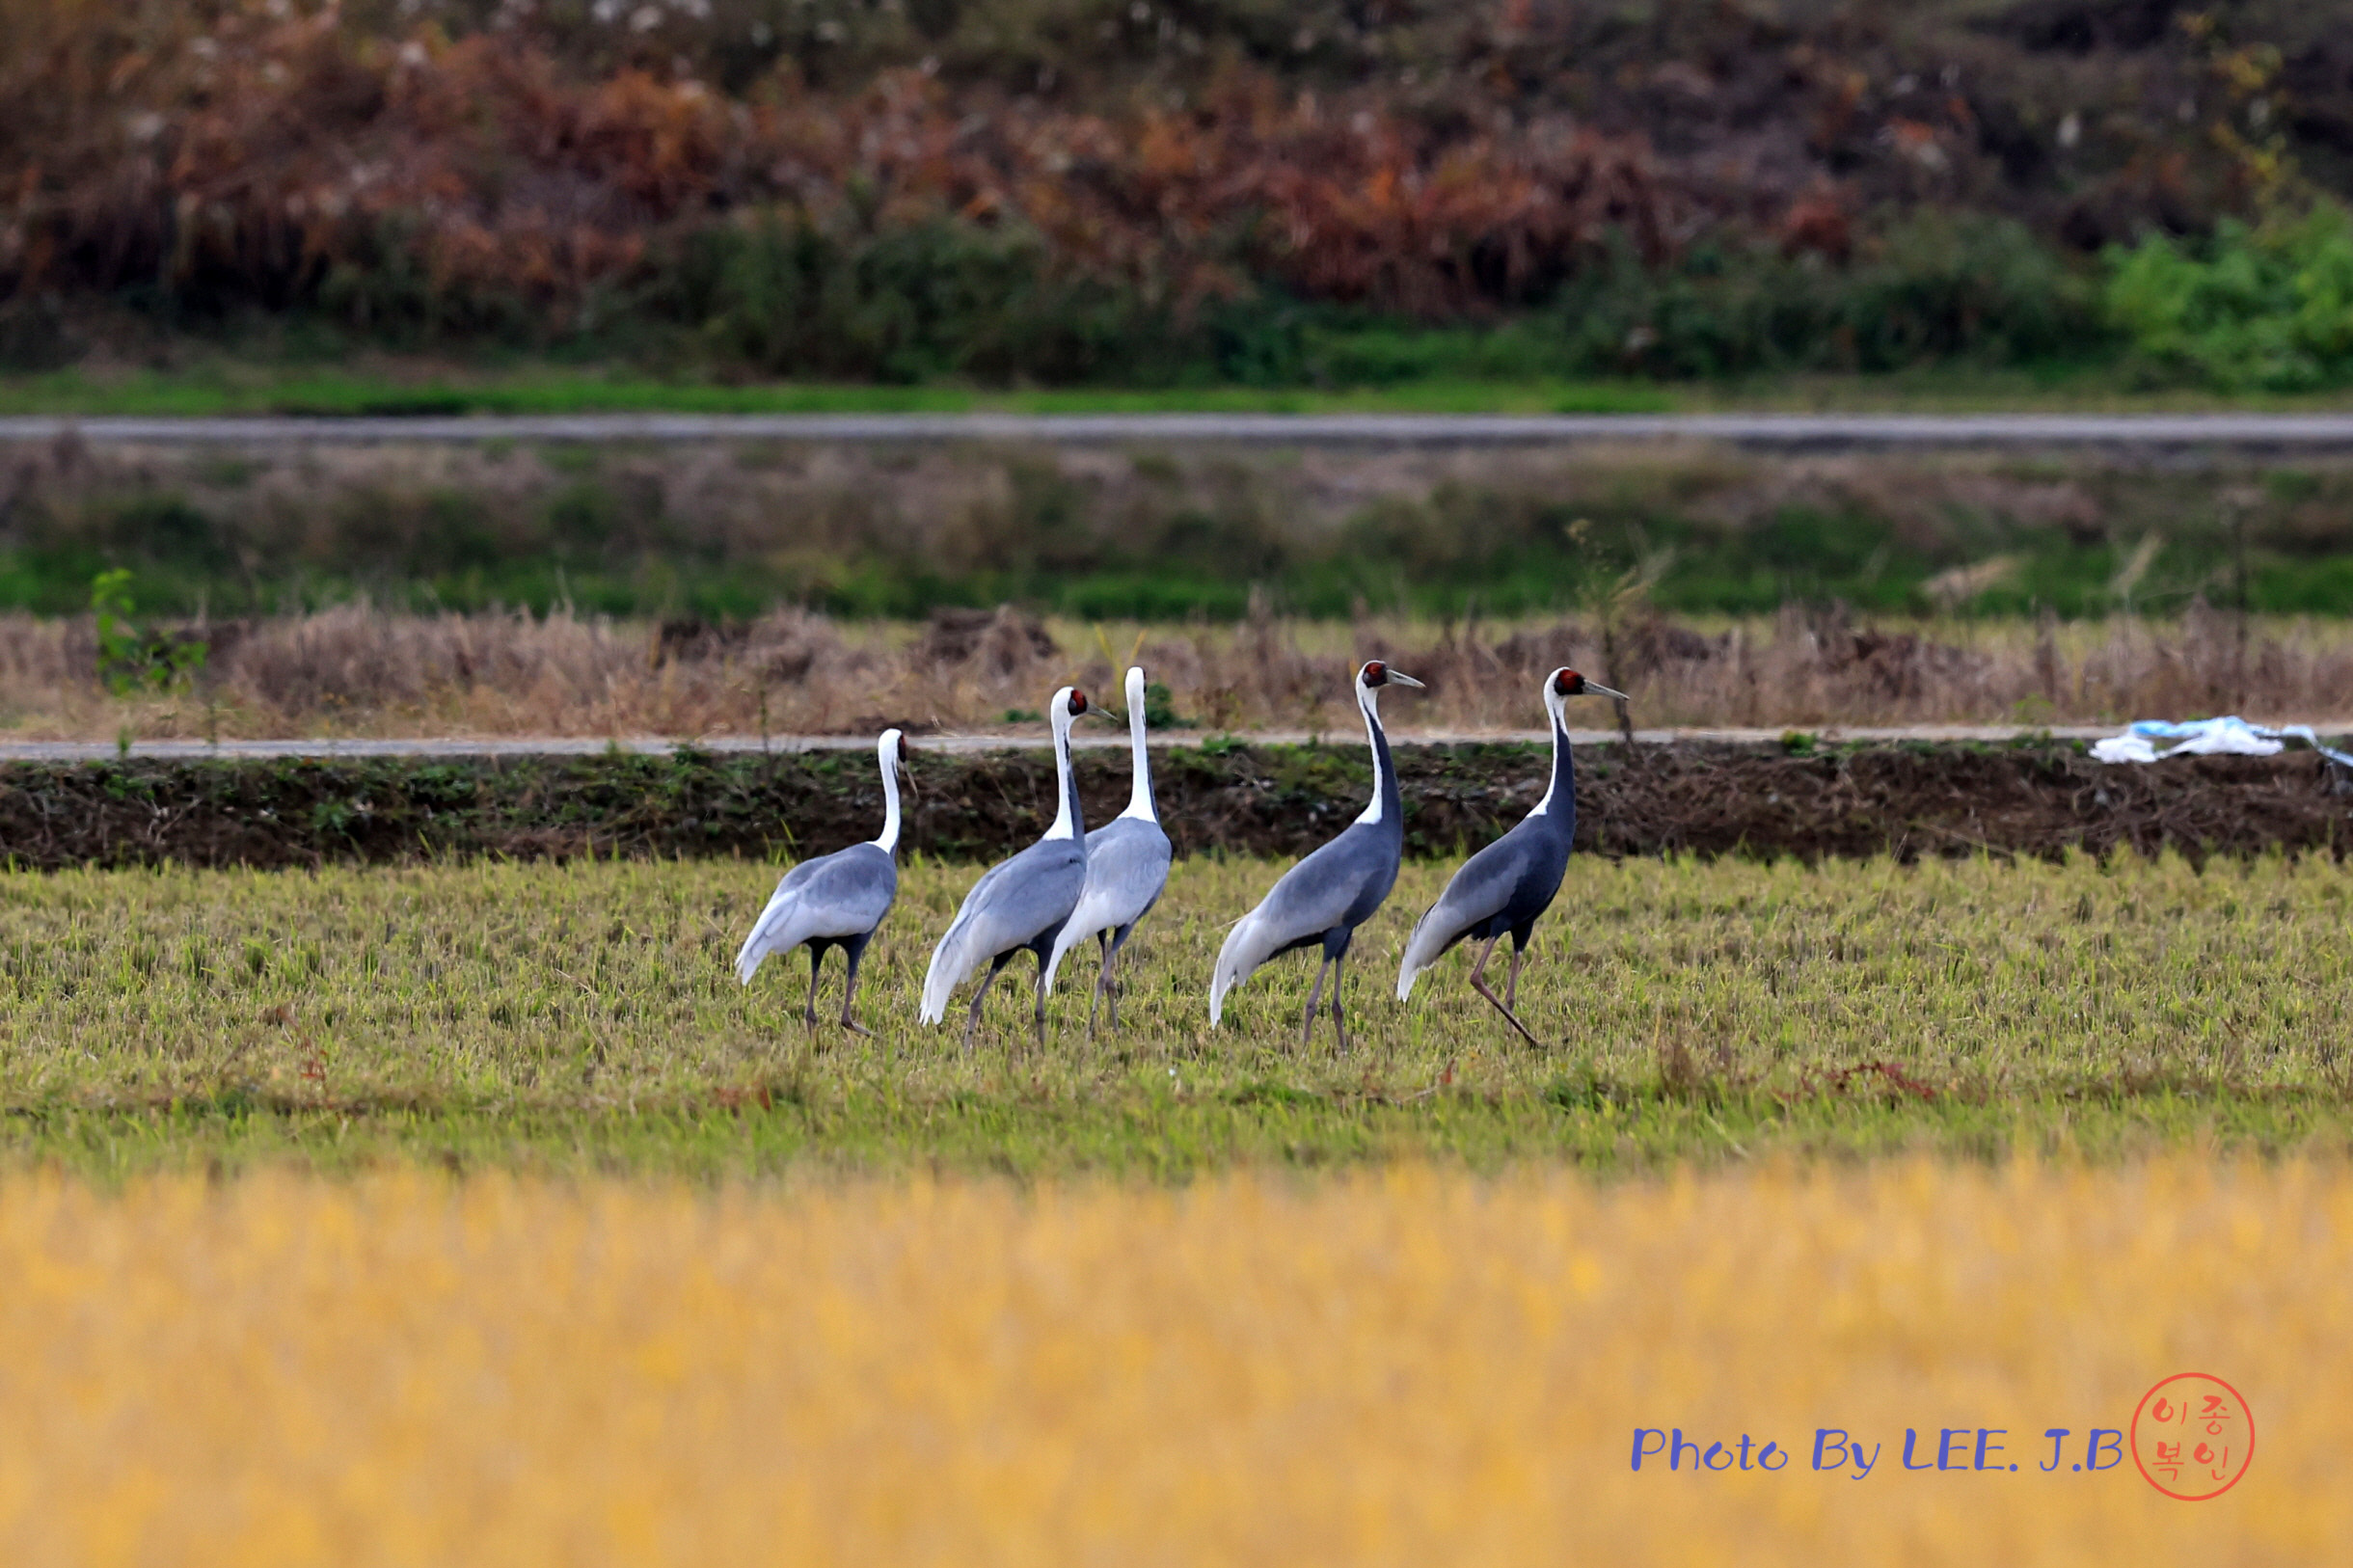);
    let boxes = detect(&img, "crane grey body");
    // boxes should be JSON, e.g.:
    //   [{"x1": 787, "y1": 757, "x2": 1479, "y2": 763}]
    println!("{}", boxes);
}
[
  {"x1": 921, "y1": 687, "x2": 1093, "y2": 1047},
  {"x1": 734, "y1": 728, "x2": 909, "y2": 1035},
  {"x1": 1209, "y1": 662, "x2": 1422, "y2": 1048},
  {"x1": 1045, "y1": 666, "x2": 1172, "y2": 1034},
  {"x1": 1396, "y1": 667, "x2": 1628, "y2": 1044}
]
